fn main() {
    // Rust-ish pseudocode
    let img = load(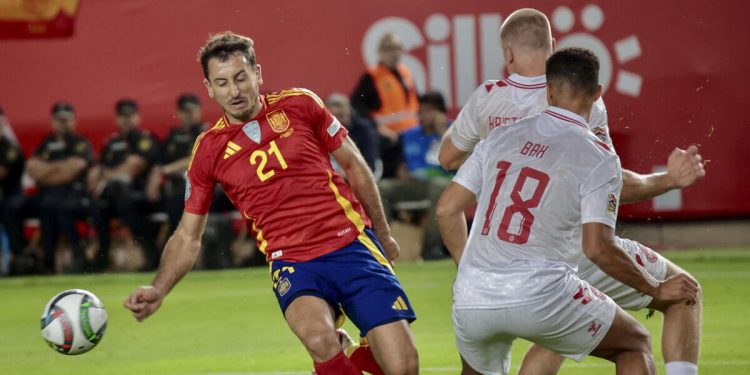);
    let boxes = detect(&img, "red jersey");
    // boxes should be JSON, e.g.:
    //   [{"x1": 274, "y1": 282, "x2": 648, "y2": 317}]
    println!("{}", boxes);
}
[{"x1": 185, "y1": 88, "x2": 372, "y2": 262}]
